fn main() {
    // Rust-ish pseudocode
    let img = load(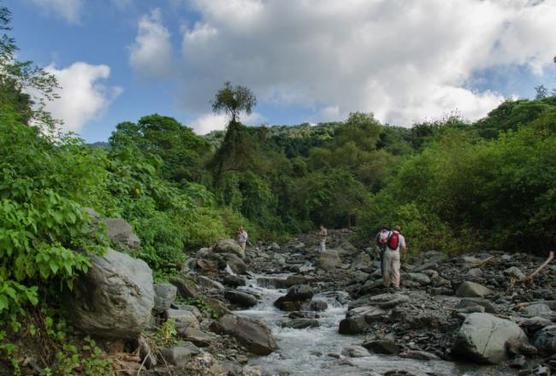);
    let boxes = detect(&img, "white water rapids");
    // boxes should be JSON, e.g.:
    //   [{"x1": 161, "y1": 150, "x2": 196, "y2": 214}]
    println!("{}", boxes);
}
[{"x1": 232, "y1": 273, "x2": 518, "y2": 376}]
